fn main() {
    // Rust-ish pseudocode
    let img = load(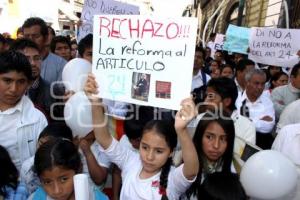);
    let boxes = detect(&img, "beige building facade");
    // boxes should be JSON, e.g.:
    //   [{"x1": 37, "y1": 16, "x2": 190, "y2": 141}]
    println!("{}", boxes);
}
[{"x1": 197, "y1": 0, "x2": 300, "y2": 40}]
